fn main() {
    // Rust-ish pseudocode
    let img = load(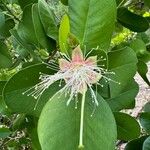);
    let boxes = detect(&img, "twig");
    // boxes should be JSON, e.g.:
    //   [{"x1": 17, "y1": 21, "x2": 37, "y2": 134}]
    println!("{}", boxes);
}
[{"x1": 47, "y1": 49, "x2": 58, "y2": 63}]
